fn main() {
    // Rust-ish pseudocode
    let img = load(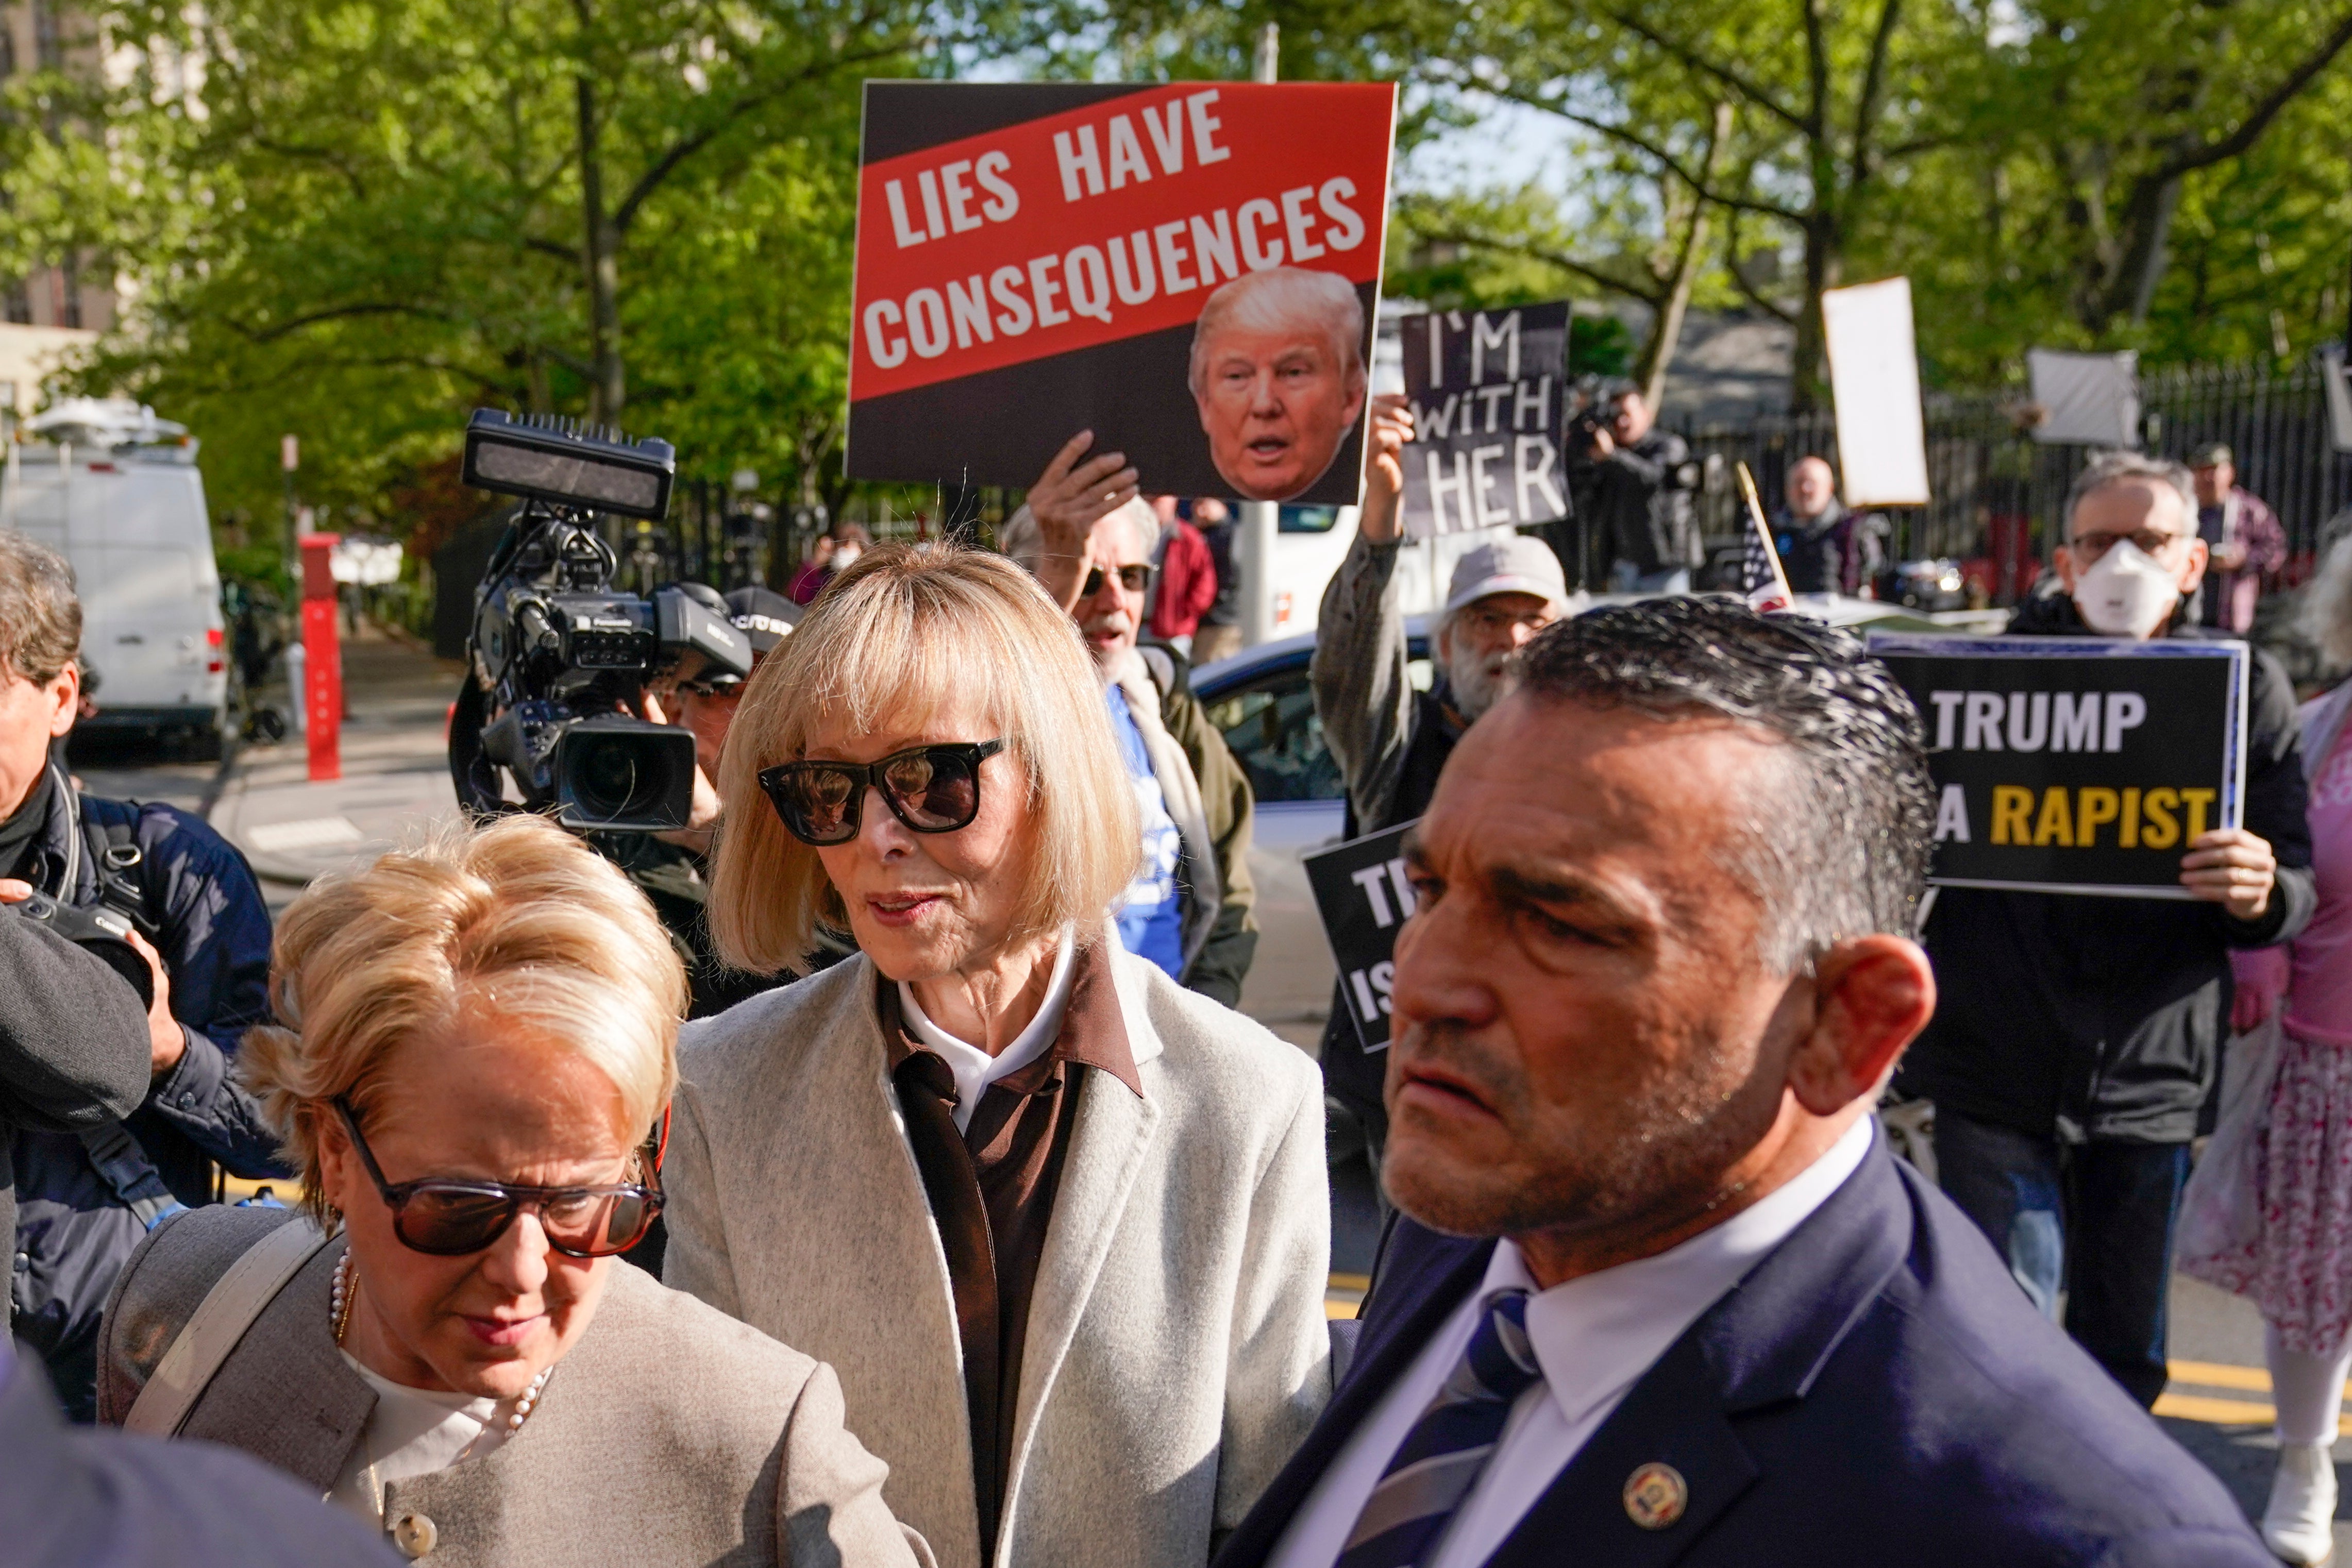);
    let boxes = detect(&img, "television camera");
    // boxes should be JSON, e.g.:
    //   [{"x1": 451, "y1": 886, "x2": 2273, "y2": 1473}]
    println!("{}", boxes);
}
[{"x1": 448, "y1": 410, "x2": 751, "y2": 834}]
